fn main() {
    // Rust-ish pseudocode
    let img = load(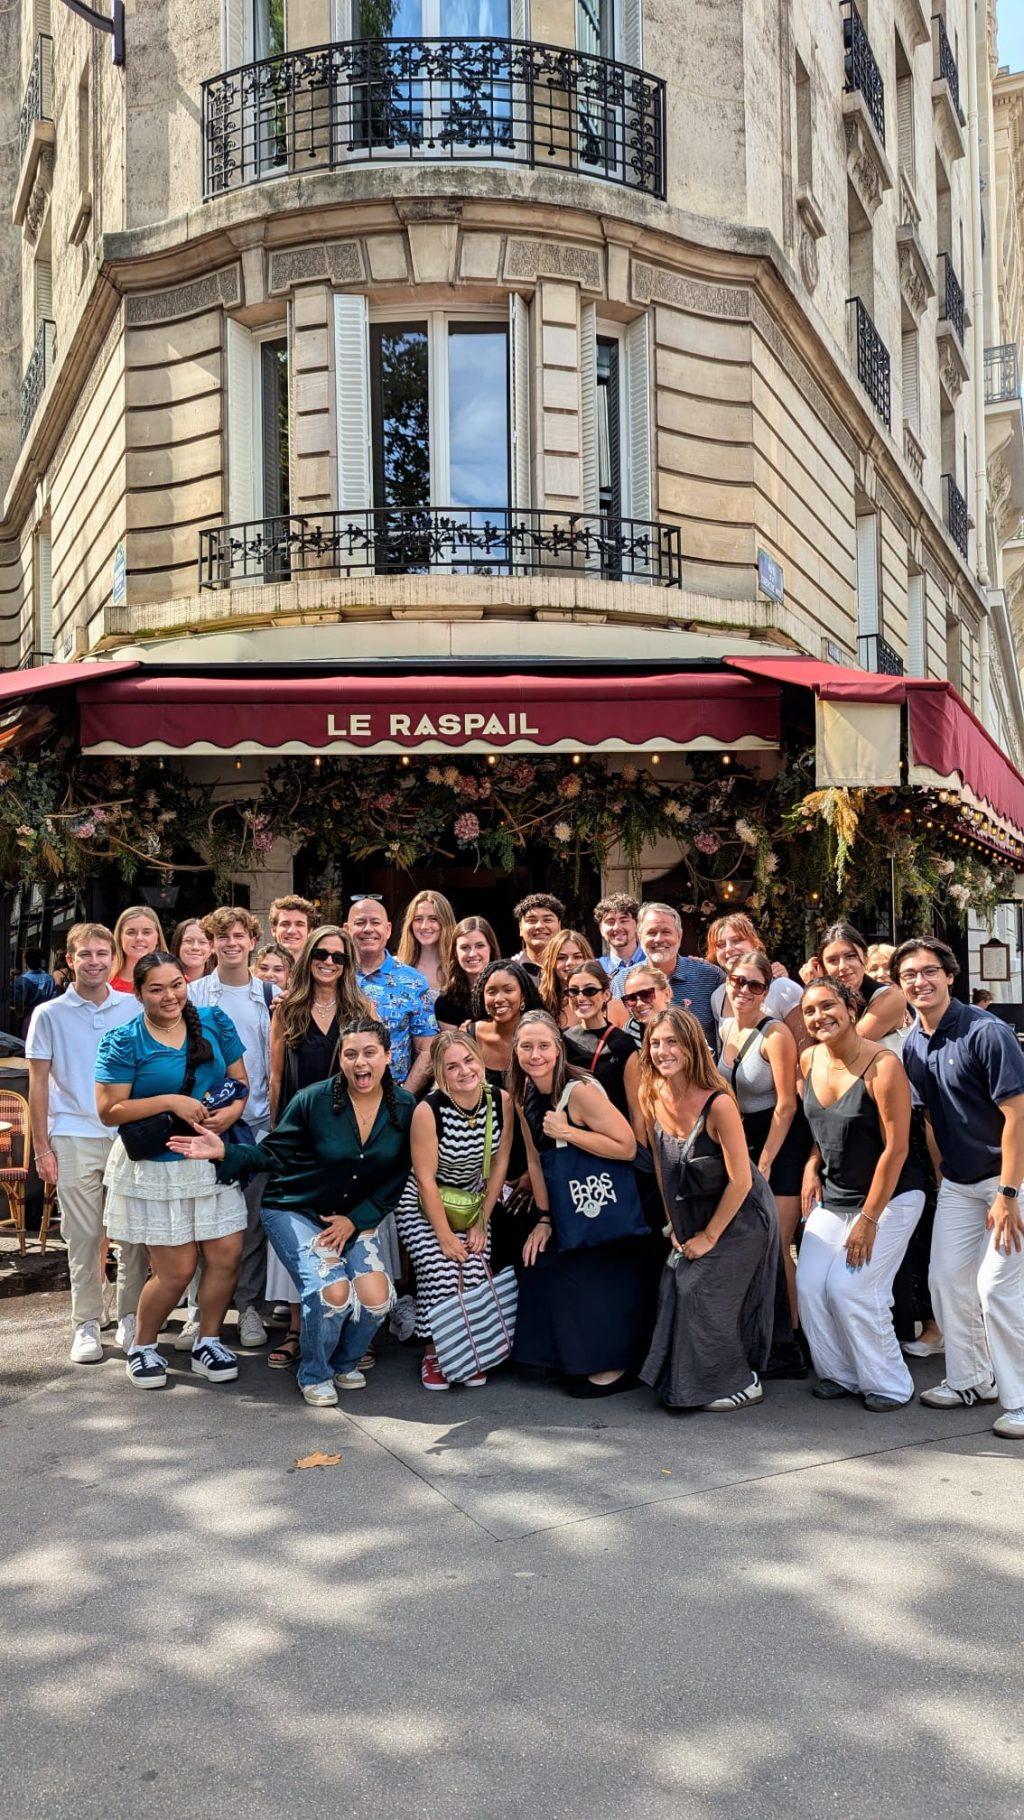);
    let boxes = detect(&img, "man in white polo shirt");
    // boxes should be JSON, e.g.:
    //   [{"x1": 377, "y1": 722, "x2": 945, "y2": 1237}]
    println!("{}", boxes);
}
[{"x1": 26, "y1": 922, "x2": 147, "y2": 1364}]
